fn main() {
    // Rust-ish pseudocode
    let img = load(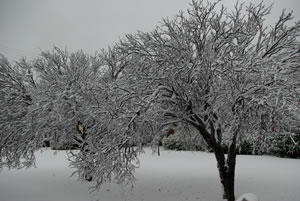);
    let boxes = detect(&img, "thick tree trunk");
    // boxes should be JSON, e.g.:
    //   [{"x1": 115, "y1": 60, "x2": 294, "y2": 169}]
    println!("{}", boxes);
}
[
  {"x1": 186, "y1": 113, "x2": 237, "y2": 201},
  {"x1": 214, "y1": 141, "x2": 237, "y2": 201}
]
